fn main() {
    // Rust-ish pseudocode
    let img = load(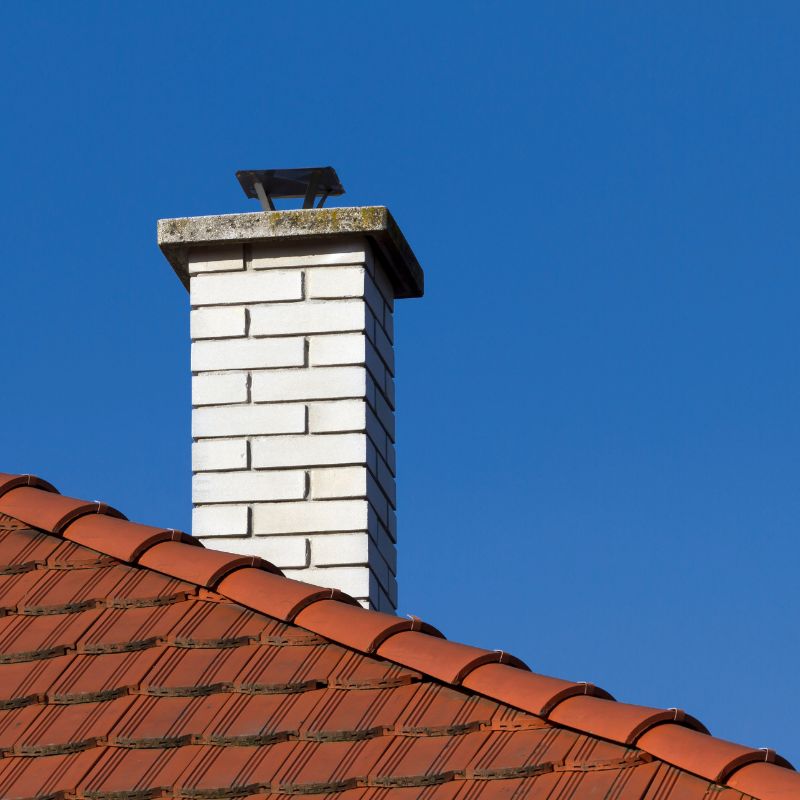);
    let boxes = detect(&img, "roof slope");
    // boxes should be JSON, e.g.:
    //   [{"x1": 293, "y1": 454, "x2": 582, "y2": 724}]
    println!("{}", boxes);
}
[{"x1": 0, "y1": 473, "x2": 796, "y2": 800}]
